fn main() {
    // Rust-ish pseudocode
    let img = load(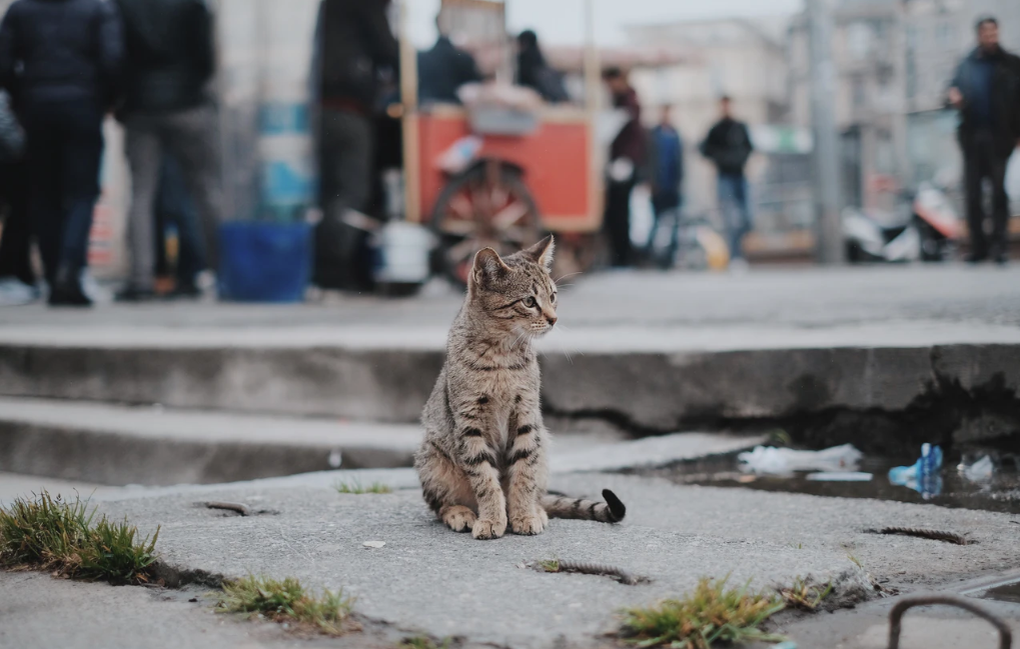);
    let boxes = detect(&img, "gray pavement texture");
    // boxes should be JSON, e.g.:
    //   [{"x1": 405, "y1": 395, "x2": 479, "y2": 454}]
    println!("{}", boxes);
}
[
  {"x1": 15, "y1": 468, "x2": 1011, "y2": 649},
  {"x1": 2, "y1": 267, "x2": 1019, "y2": 444}
]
